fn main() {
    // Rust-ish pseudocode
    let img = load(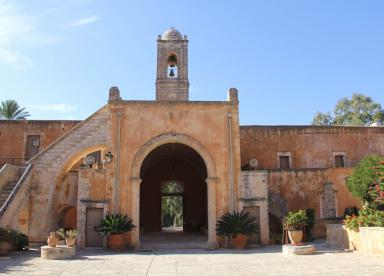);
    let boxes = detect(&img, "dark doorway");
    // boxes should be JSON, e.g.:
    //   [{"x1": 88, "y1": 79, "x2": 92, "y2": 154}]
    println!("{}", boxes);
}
[{"x1": 140, "y1": 143, "x2": 208, "y2": 235}]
